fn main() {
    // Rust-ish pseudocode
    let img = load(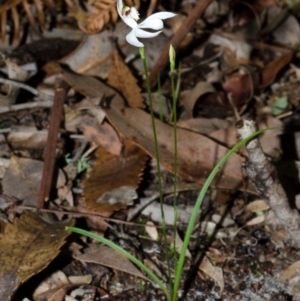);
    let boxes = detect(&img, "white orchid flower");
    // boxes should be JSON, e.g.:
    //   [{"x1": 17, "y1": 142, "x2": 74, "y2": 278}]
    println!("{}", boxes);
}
[{"x1": 117, "y1": 0, "x2": 176, "y2": 48}]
